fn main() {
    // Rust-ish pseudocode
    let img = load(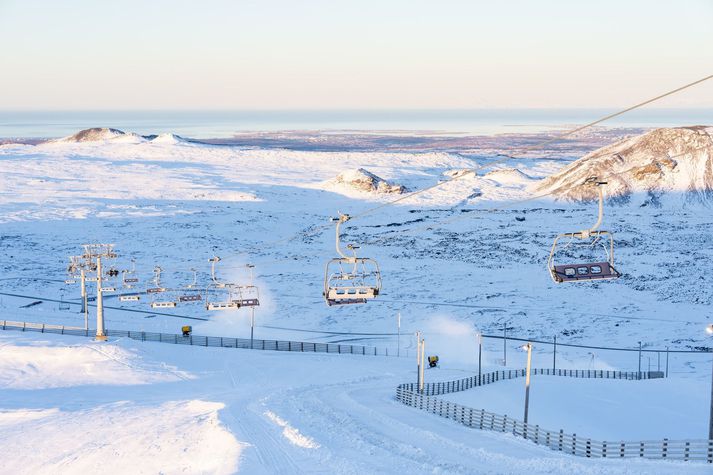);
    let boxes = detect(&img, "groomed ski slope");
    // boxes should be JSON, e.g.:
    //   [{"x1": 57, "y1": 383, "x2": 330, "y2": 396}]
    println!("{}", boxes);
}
[{"x1": 0, "y1": 331, "x2": 710, "y2": 475}]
